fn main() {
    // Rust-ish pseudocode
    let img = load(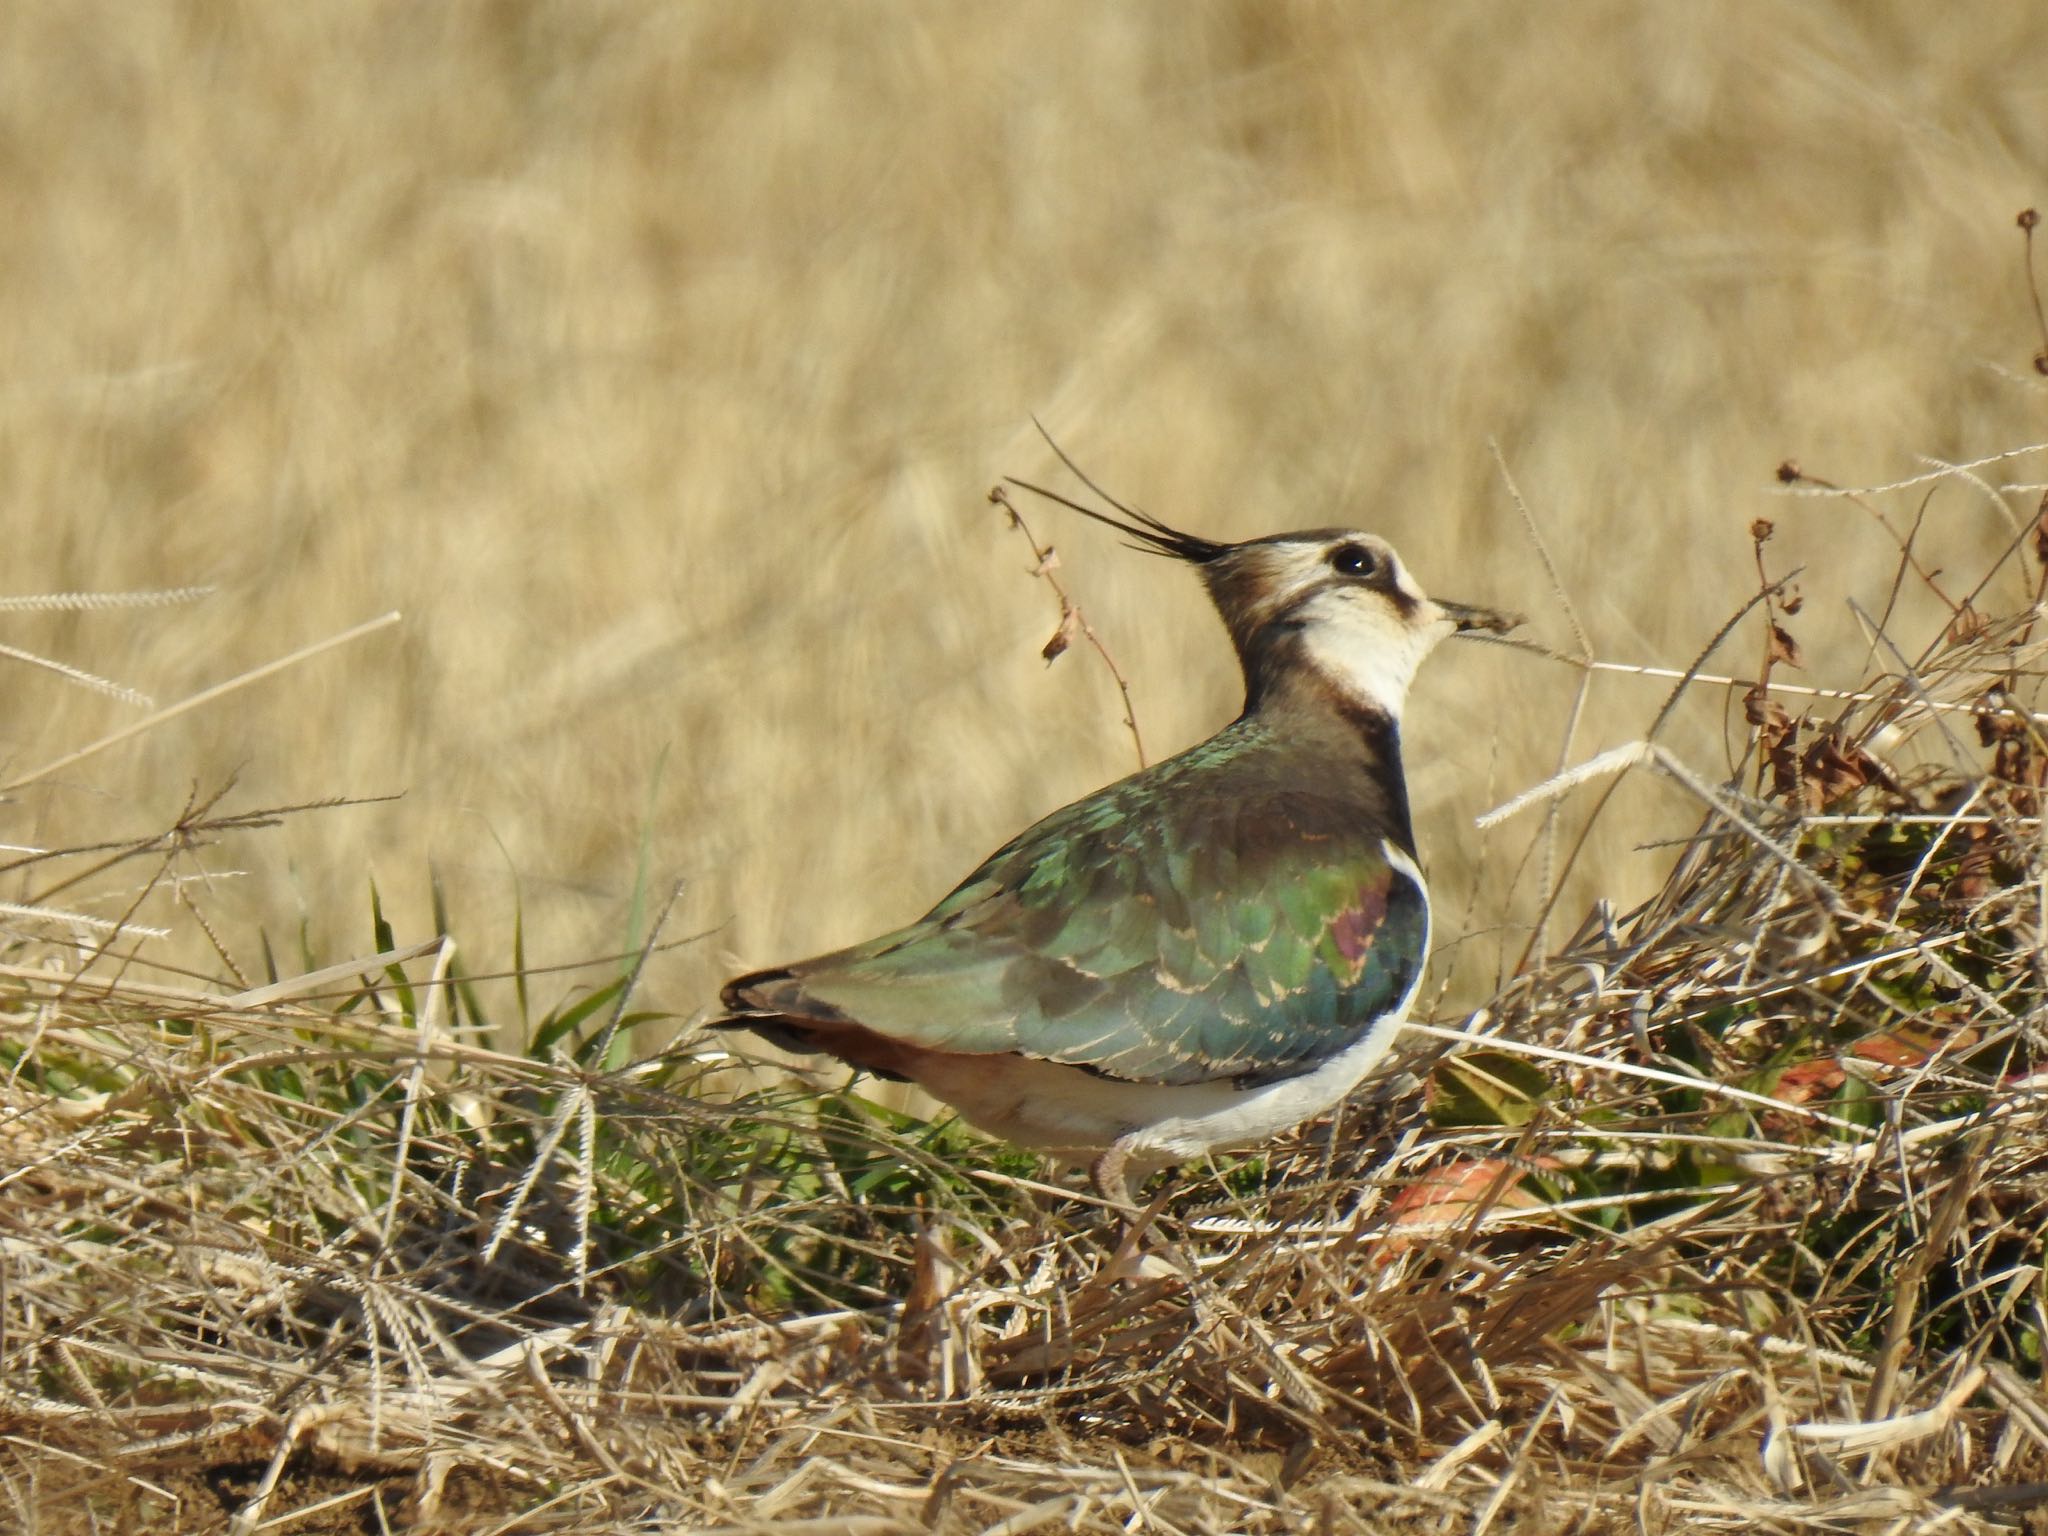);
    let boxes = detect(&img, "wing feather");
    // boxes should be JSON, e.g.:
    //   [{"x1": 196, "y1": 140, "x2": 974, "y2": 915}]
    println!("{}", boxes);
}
[{"x1": 737, "y1": 723, "x2": 1427, "y2": 1086}]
